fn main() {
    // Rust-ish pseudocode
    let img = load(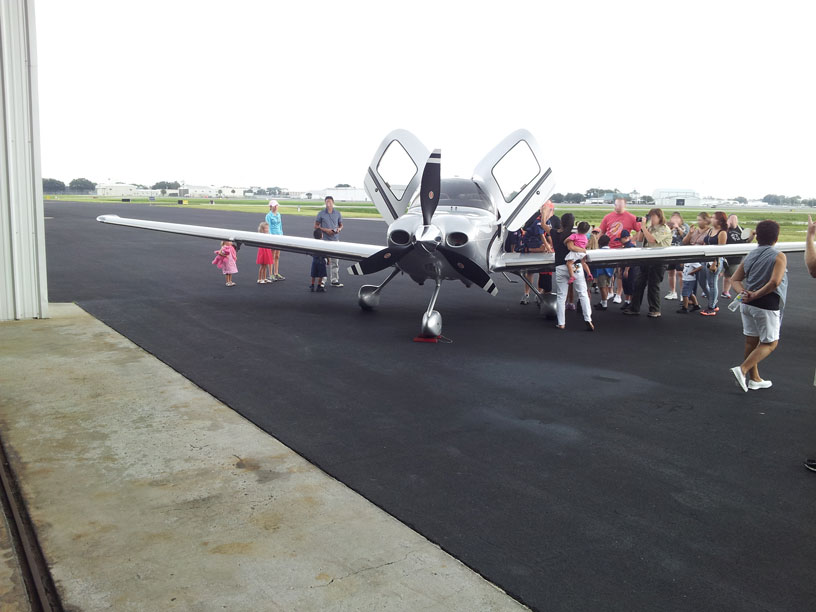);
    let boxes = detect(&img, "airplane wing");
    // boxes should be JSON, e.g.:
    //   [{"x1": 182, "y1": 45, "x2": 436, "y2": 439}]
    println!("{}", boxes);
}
[
  {"x1": 96, "y1": 215, "x2": 383, "y2": 261},
  {"x1": 491, "y1": 242, "x2": 807, "y2": 273}
]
